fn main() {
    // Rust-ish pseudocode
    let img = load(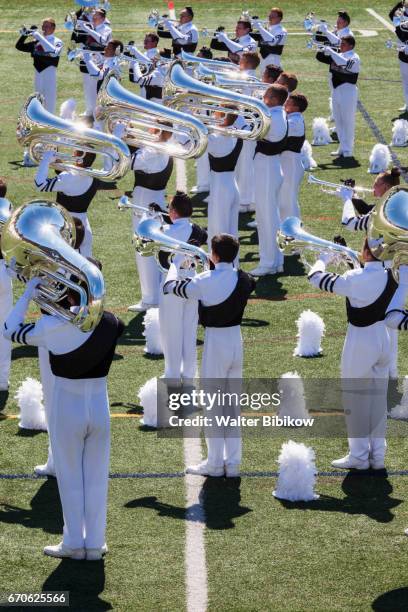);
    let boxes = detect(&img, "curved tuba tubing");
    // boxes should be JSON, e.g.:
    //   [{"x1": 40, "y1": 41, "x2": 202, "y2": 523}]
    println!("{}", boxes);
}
[
  {"x1": 96, "y1": 73, "x2": 208, "y2": 159},
  {"x1": 2, "y1": 200, "x2": 105, "y2": 332},
  {"x1": 17, "y1": 94, "x2": 131, "y2": 182},
  {"x1": 367, "y1": 186, "x2": 408, "y2": 279},
  {"x1": 0, "y1": 198, "x2": 12, "y2": 228},
  {"x1": 180, "y1": 49, "x2": 240, "y2": 72},
  {"x1": 277, "y1": 216, "x2": 361, "y2": 270},
  {"x1": 163, "y1": 61, "x2": 271, "y2": 140}
]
